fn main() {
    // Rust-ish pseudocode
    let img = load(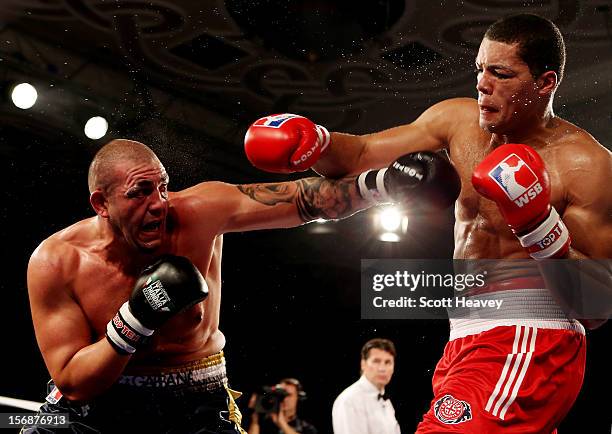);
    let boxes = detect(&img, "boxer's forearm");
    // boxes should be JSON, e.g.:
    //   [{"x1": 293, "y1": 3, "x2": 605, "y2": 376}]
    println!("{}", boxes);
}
[
  {"x1": 54, "y1": 338, "x2": 130, "y2": 401},
  {"x1": 236, "y1": 176, "x2": 370, "y2": 224},
  {"x1": 537, "y1": 253, "x2": 612, "y2": 327},
  {"x1": 313, "y1": 132, "x2": 366, "y2": 178},
  {"x1": 293, "y1": 176, "x2": 370, "y2": 222}
]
